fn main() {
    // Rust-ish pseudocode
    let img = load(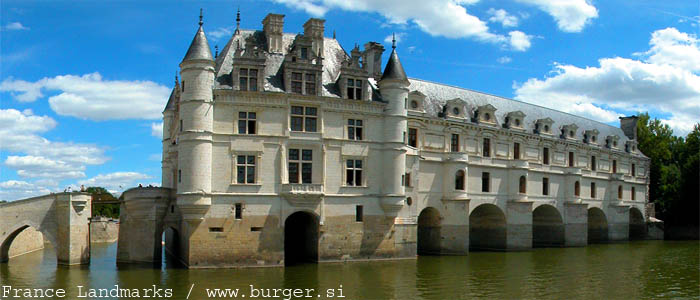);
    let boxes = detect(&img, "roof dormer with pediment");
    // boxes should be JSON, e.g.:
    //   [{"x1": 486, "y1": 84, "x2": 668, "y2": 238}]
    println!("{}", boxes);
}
[
  {"x1": 583, "y1": 129, "x2": 600, "y2": 145},
  {"x1": 474, "y1": 104, "x2": 497, "y2": 126},
  {"x1": 504, "y1": 111, "x2": 526, "y2": 130},
  {"x1": 338, "y1": 44, "x2": 371, "y2": 101},
  {"x1": 444, "y1": 98, "x2": 468, "y2": 119},
  {"x1": 232, "y1": 34, "x2": 267, "y2": 91},
  {"x1": 560, "y1": 123, "x2": 579, "y2": 140},
  {"x1": 534, "y1": 118, "x2": 554, "y2": 135}
]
